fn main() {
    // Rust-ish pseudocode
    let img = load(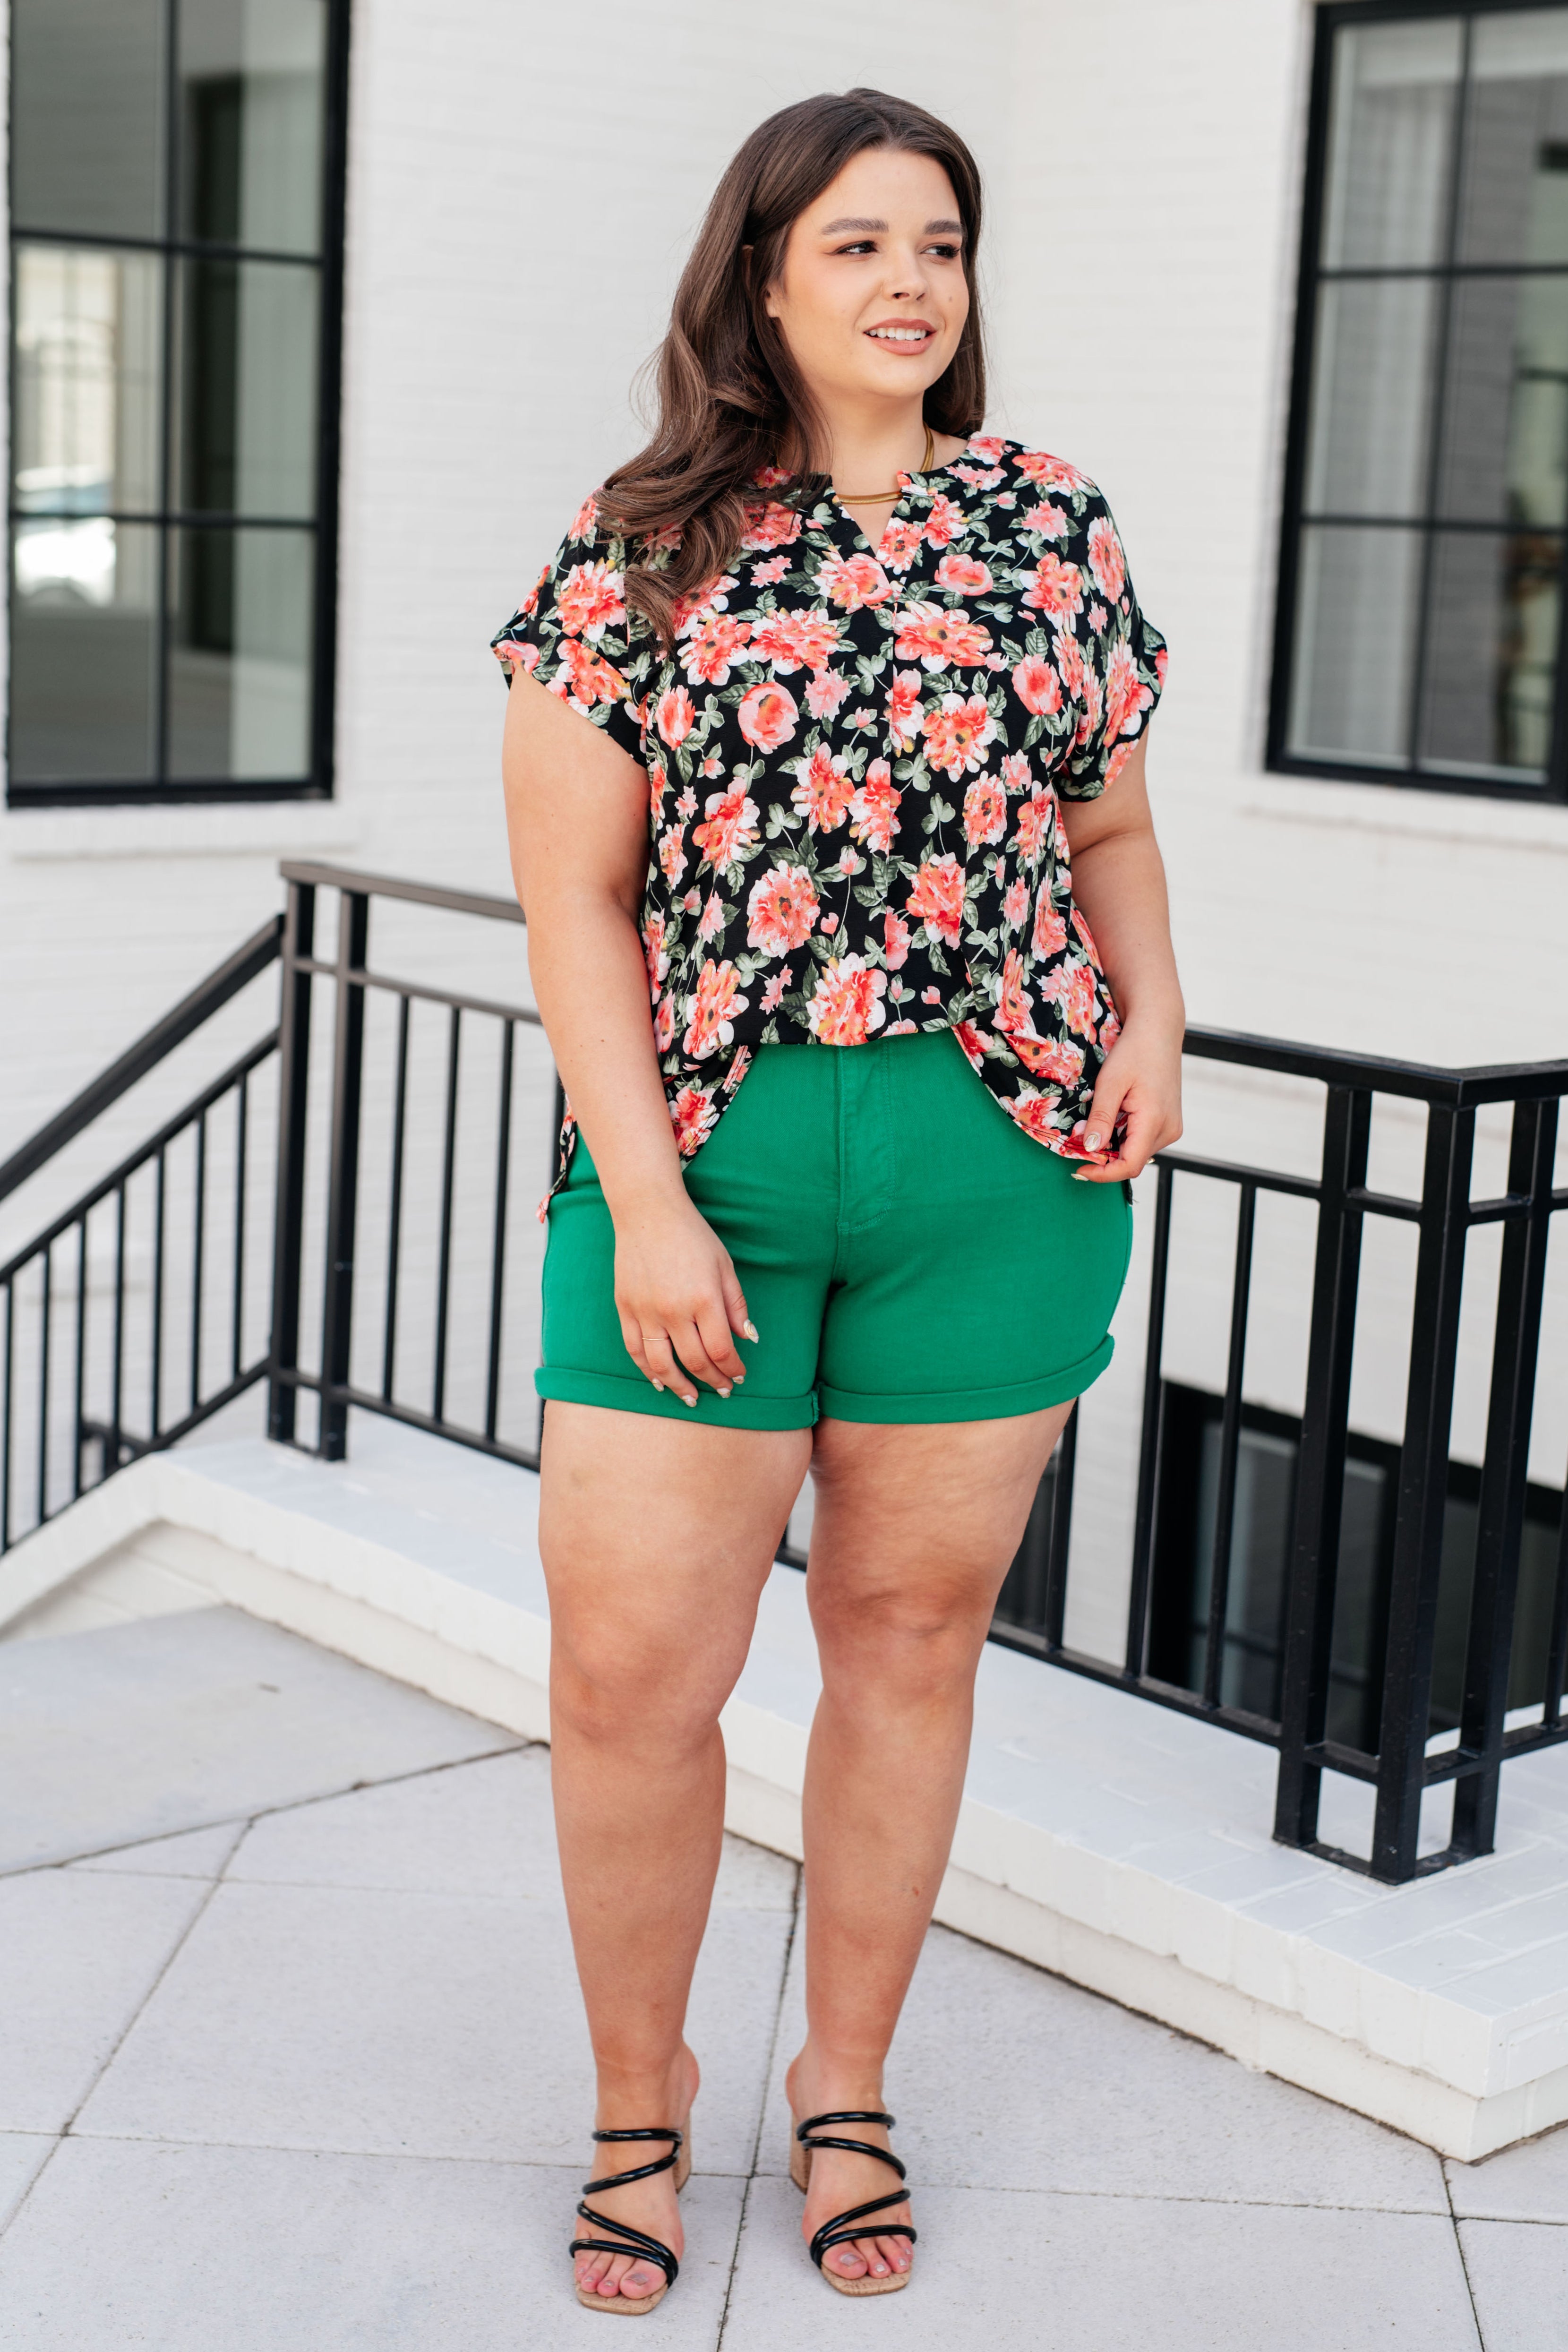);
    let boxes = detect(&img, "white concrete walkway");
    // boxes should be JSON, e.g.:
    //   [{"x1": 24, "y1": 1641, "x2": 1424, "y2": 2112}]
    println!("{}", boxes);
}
[
  {"x1": 0, "y1": 1604, "x2": 1563, "y2": 2350},
  {"x1": 16, "y1": 1421, "x2": 1568, "y2": 2158}
]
